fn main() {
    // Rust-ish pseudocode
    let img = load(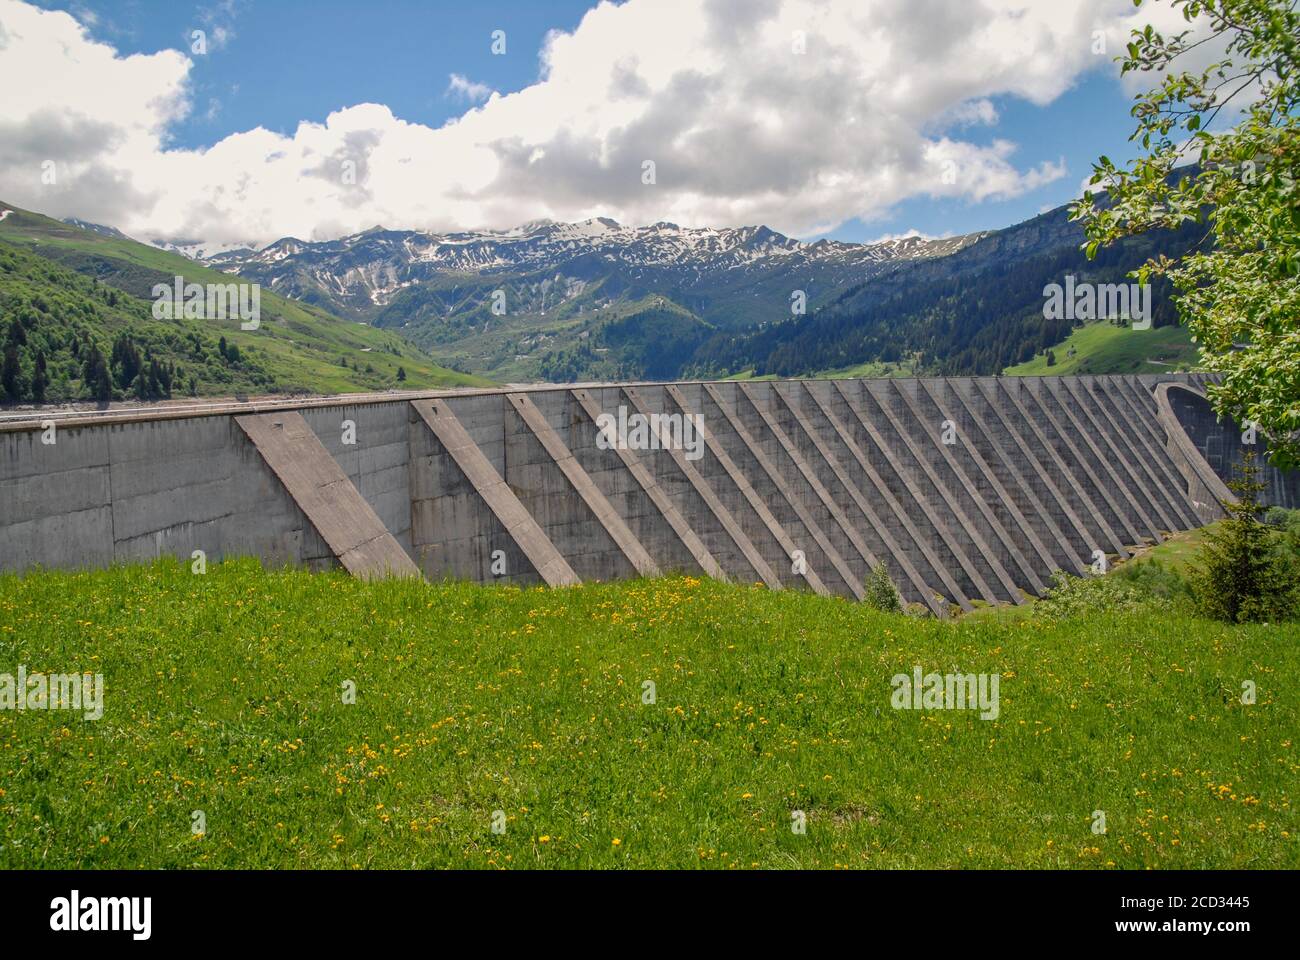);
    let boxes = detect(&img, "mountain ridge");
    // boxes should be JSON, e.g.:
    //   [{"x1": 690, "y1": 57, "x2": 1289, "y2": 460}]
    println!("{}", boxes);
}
[
  {"x1": 39, "y1": 198, "x2": 1201, "y2": 386},
  {"x1": 207, "y1": 217, "x2": 988, "y2": 313},
  {"x1": 189, "y1": 216, "x2": 991, "y2": 381},
  {"x1": 0, "y1": 202, "x2": 492, "y2": 405}
]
